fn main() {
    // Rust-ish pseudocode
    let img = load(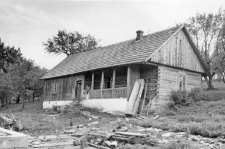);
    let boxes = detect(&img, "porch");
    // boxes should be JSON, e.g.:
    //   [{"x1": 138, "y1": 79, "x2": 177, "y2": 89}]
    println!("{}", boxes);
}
[{"x1": 83, "y1": 66, "x2": 130, "y2": 99}]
